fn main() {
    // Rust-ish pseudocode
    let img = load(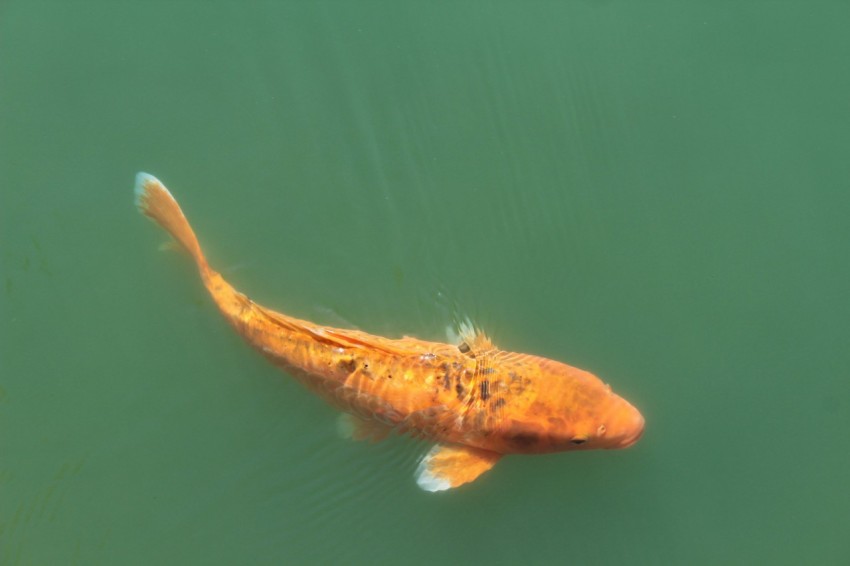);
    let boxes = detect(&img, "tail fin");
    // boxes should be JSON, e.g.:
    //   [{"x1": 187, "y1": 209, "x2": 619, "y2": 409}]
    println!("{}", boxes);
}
[
  {"x1": 134, "y1": 173, "x2": 207, "y2": 271},
  {"x1": 136, "y1": 172, "x2": 256, "y2": 325}
]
